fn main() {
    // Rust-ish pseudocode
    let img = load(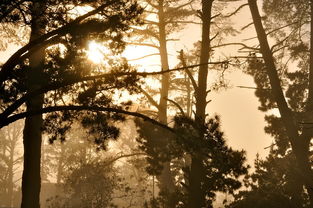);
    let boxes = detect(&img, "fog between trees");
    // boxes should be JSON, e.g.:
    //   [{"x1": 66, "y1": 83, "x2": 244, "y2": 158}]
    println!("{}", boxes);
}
[{"x1": 0, "y1": 0, "x2": 312, "y2": 207}]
